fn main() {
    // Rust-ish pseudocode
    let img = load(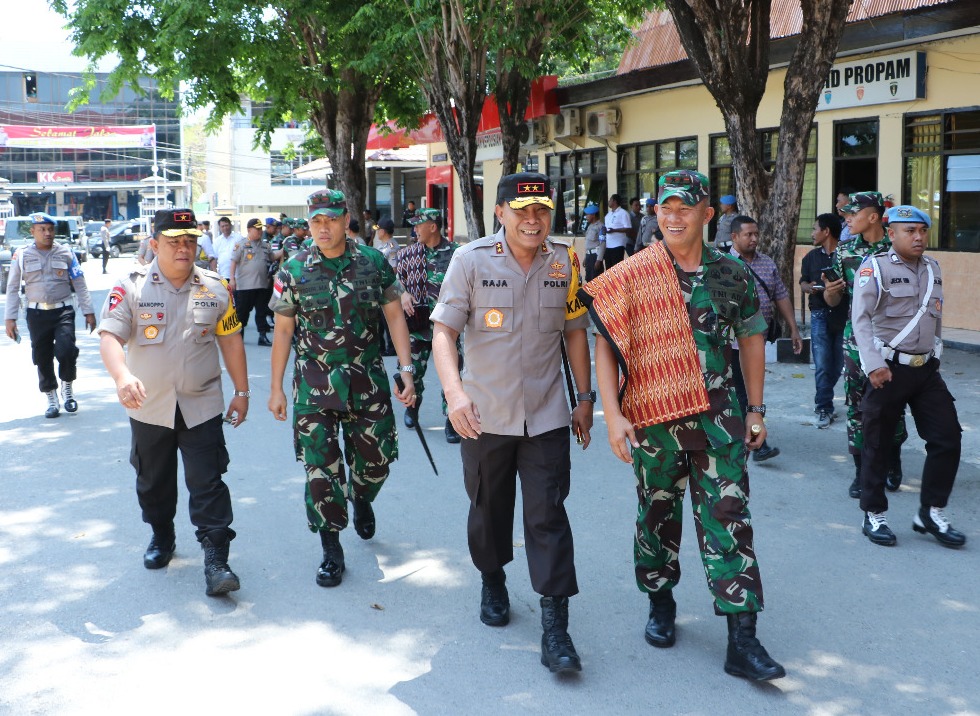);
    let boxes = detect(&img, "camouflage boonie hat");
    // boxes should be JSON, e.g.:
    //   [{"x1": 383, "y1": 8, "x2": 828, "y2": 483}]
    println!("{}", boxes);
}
[
  {"x1": 308, "y1": 189, "x2": 347, "y2": 218},
  {"x1": 842, "y1": 191, "x2": 884, "y2": 214},
  {"x1": 408, "y1": 208, "x2": 442, "y2": 226},
  {"x1": 657, "y1": 170, "x2": 710, "y2": 206}
]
